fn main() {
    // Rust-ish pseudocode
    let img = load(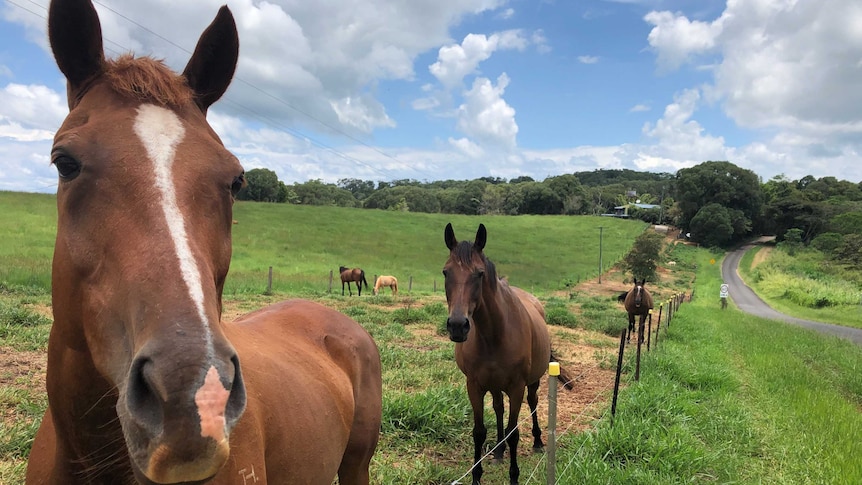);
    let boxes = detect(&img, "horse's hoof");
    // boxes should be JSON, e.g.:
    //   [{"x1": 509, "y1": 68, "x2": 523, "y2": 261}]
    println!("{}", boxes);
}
[{"x1": 532, "y1": 445, "x2": 544, "y2": 454}]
